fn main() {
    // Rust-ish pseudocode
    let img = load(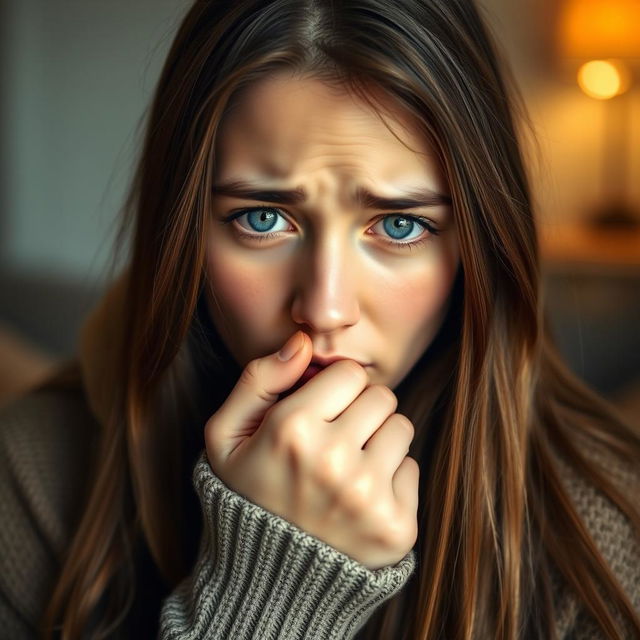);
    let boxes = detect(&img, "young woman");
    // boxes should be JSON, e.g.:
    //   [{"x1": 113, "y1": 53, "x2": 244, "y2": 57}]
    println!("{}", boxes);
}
[{"x1": 1, "y1": 0, "x2": 639, "y2": 638}]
